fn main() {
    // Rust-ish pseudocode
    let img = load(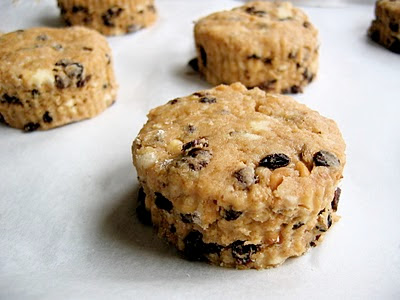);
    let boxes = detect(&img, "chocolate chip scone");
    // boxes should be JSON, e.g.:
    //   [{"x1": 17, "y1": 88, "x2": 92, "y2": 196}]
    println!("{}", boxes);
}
[
  {"x1": 193, "y1": 1, "x2": 319, "y2": 94},
  {"x1": 58, "y1": 0, "x2": 156, "y2": 36},
  {"x1": 368, "y1": 0, "x2": 400, "y2": 54},
  {"x1": 0, "y1": 27, "x2": 117, "y2": 131},
  {"x1": 132, "y1": 83, "x2": 346, "y2": 269}
]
